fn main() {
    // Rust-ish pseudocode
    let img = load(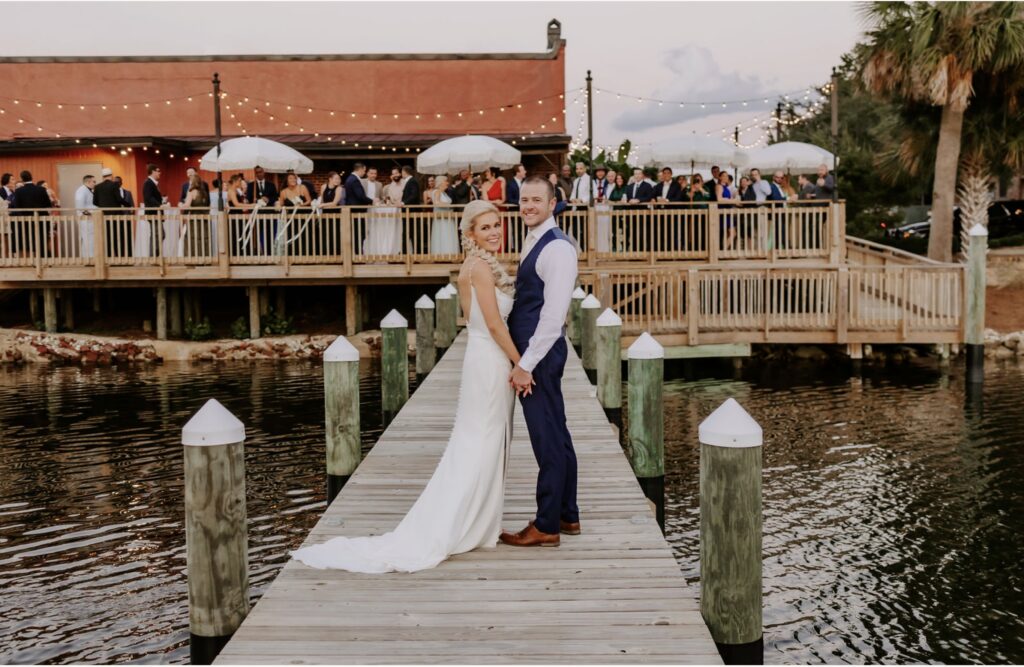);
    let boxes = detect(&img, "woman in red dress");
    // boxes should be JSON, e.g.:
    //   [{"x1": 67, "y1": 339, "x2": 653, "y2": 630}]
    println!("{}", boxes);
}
[{"x1": 480, "y1": 167, "x2": 508, "y2": 250}]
